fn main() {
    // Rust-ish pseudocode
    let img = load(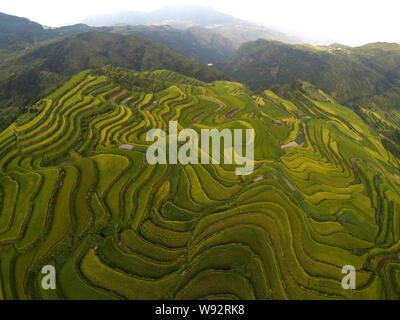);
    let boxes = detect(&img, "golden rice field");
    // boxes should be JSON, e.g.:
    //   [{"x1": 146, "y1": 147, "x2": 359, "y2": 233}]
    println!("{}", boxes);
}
[{"x1": 0, "y1": 68, "x2": 399, "y2": 300}]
